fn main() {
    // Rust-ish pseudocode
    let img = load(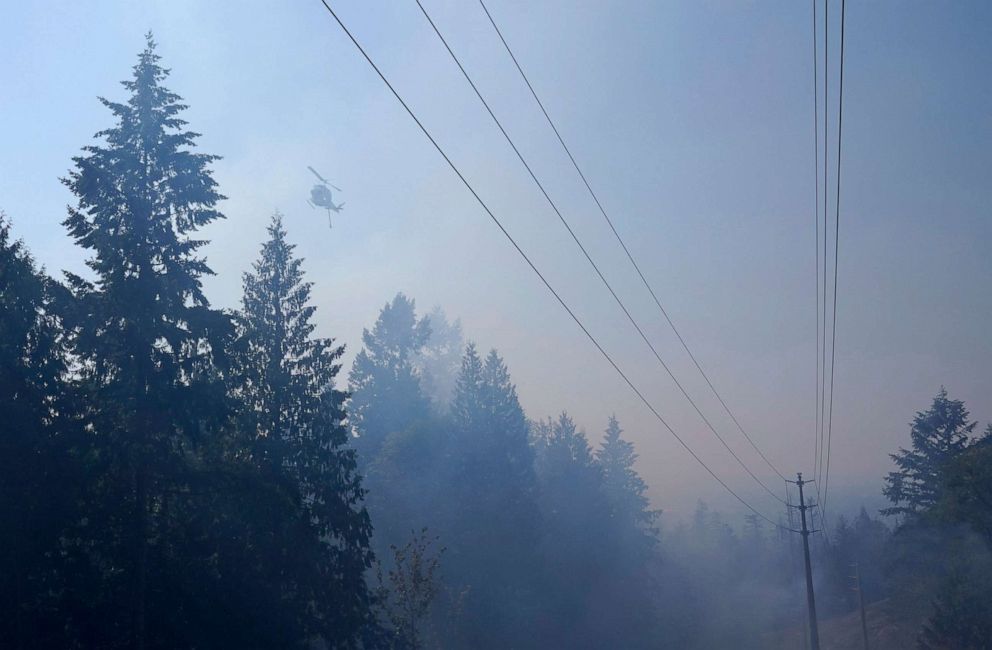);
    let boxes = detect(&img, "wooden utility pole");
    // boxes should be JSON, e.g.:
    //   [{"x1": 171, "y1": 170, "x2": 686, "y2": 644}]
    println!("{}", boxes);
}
[
  {"x1": 785, "y1": 483, "x2": 810, "y2": 650},
  {"x1": 852, "y1": 562, "x2": 870, "y2": 649},
  {"x1": 795, "y1": 473, "x2": 821, "y2": 650}
]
